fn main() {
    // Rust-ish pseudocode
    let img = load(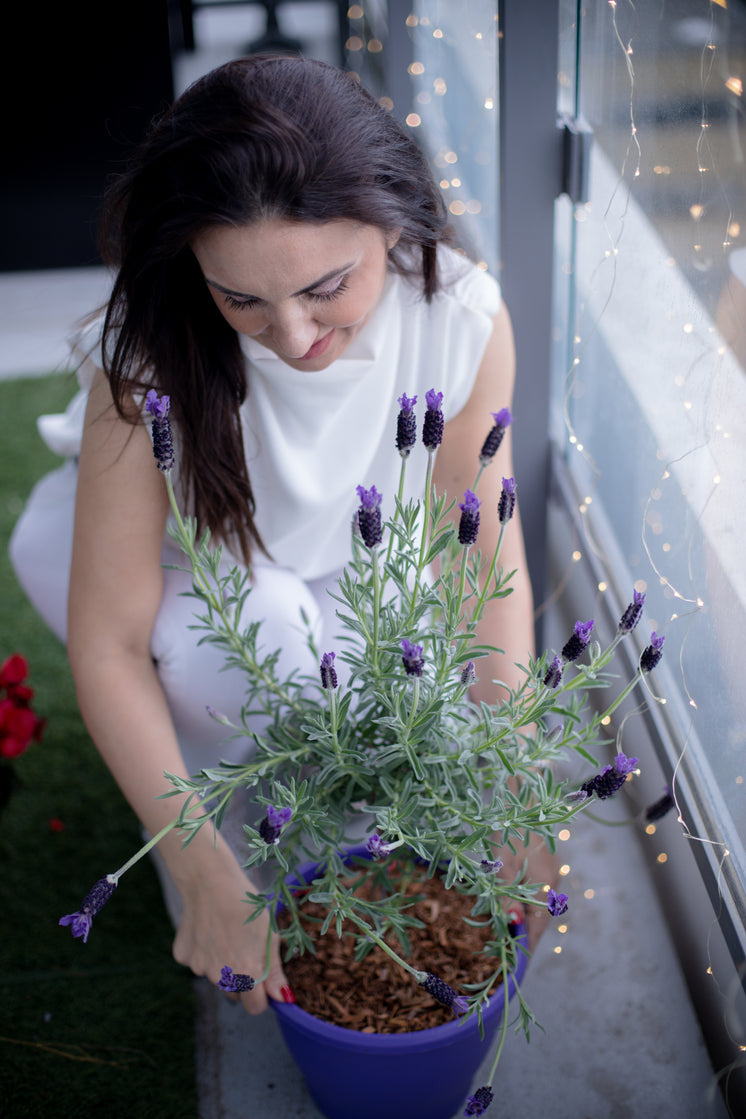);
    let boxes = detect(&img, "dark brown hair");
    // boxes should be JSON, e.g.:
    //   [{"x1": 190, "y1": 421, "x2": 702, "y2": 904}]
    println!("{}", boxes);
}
[{"x1": 100, "y1": 55, "x2": 449, "y2": 563}]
